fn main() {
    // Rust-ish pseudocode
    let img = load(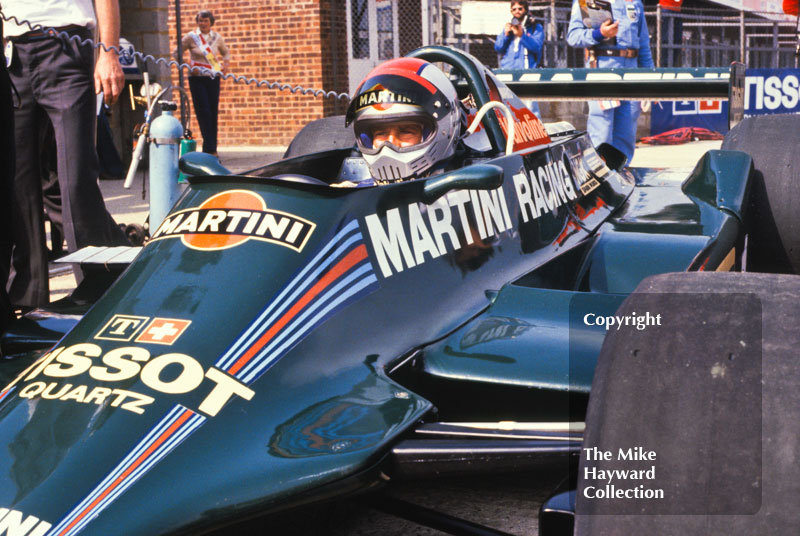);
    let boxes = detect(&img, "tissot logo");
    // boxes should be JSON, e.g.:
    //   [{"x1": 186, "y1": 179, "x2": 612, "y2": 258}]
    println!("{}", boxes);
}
[
  {"x1": 149, "y1": 190, "x2": 315, "y2": 252},
  {"x1": 95, "y1": 314, "x2": 149, "y2": 341},
  {"x1": 96, "y1": 315, "x2": 190, "y2": 346}
]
